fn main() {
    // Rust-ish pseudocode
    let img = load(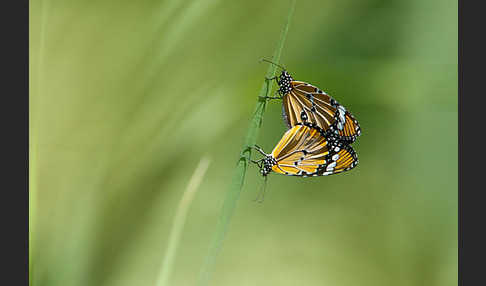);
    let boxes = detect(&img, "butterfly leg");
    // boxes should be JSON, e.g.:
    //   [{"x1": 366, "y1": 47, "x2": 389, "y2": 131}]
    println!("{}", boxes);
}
[
  {"x1": 250, "y1": 159, "x2": 263, "y2": 168},
  {"x1": 242, "y1": 145, "x2": 266, "y2": 157},
  {"x1": 262, "y1": 90, "x2": 283, "y2": 100},
  {"x1": 264, "y1": 76, "x2": 280, "y2": 90},
  {"x1": 251, "y1": 144, "x2": 267, "y2": 156},
  {"x1": 245, "y1": 145, "x2": 265, "y2": 166},
  {"x1": 270, "y1": 94, "x2": 283, "y2": 100},
  {"x1": 265, "y1": 75, "x2": 281, "y2": 89}
]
